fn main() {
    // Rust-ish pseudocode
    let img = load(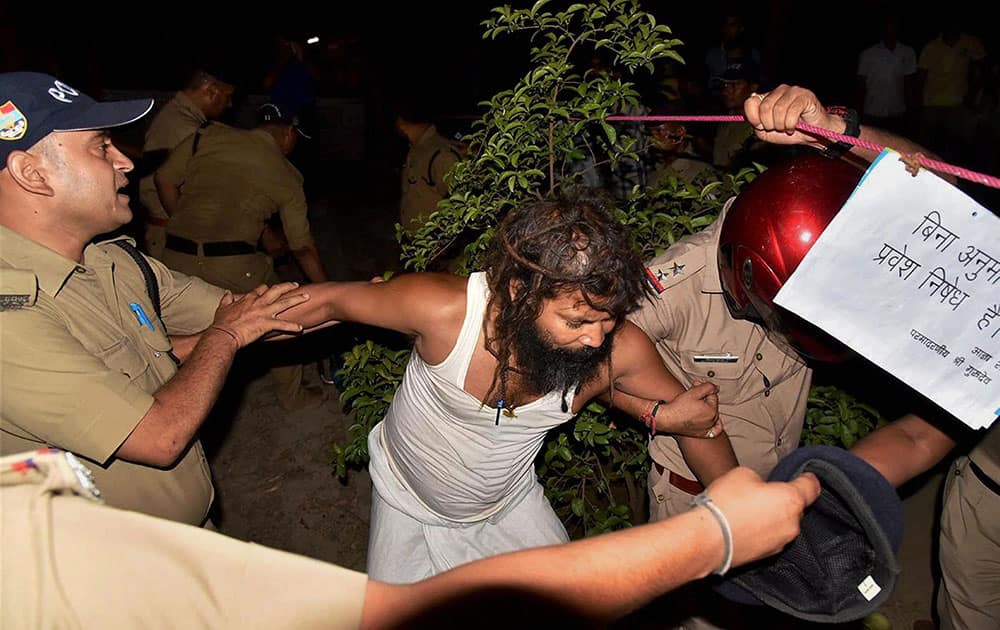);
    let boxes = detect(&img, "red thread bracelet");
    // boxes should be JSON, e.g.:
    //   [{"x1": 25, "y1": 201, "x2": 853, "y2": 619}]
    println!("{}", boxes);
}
[{"x1": 640, "y1": 399, "x2": 665, "y2": 436}]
